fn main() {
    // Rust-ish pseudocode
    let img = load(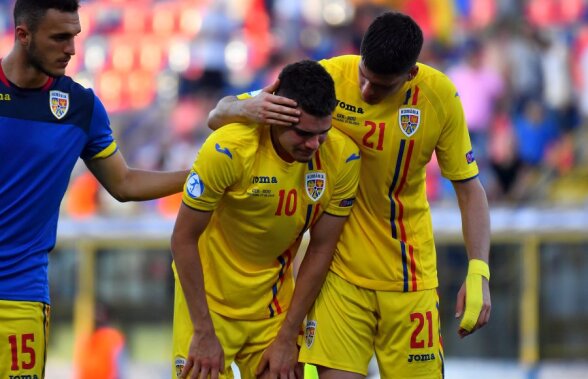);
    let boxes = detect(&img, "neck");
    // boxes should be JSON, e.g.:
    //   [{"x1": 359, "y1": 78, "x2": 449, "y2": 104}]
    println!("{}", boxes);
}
[{"x1": 1, "y1": 52, "x2": 50, "y2": 88}]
